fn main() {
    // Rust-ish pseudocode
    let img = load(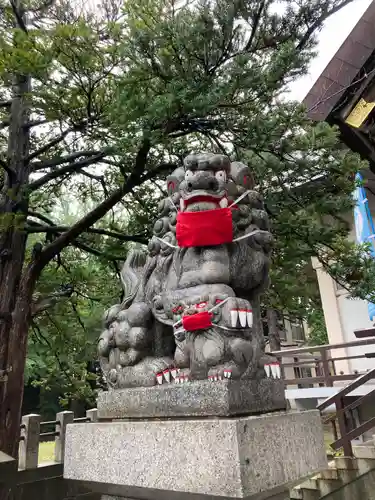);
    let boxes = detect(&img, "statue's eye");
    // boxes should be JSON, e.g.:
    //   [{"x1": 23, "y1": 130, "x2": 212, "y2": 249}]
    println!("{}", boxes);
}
[
  {"x1": 185, "y1": 170, "x2": 194, "y2": 181},
  {"x1": 215, "y1": 170, "x2": 226, "y2": 183}
]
